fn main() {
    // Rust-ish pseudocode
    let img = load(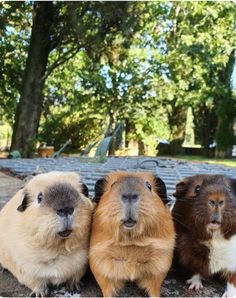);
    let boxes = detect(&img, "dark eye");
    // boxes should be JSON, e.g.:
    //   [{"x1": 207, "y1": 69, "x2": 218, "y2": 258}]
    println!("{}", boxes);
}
[
  {"x1": 209, "y1": 200, "x2": 215, "y2": 206},
  {"x1": 195, "y1": 185, "x2": 200, "y2": 193},
  {"x1": 37, "y1": 192, "x2": 43, "y2": 203},
  {"x1": 219, "y1": 200, "x2": 224, "y2": 206},
  {"x1": 146, "y1": 182, "x2": 152, "y2": 191},
  {"x1": 111, "y1": 182, "x2": 117, "y2": 188}
]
